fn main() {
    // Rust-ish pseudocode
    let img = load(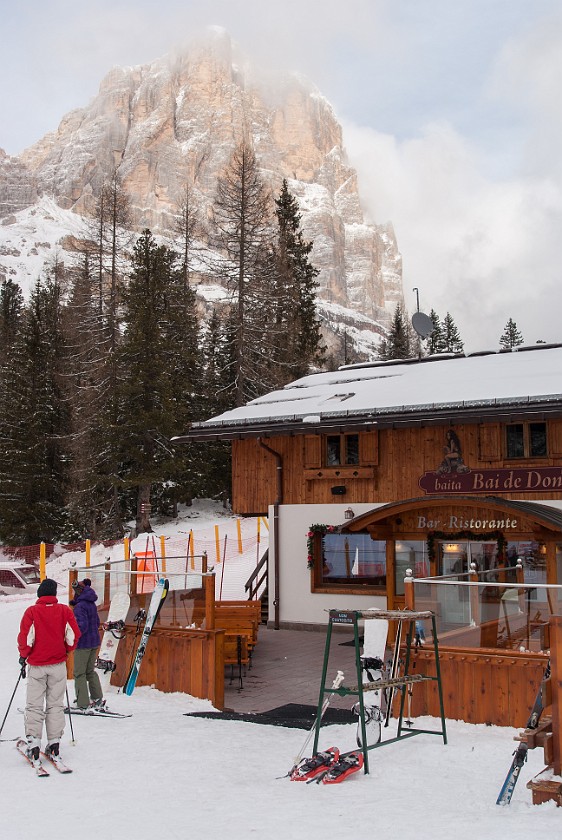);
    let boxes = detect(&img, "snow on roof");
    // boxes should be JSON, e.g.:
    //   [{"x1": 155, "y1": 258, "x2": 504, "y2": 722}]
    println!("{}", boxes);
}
[{"x1": 193, "y1": 344, "x2": 562, "y2": 432}]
